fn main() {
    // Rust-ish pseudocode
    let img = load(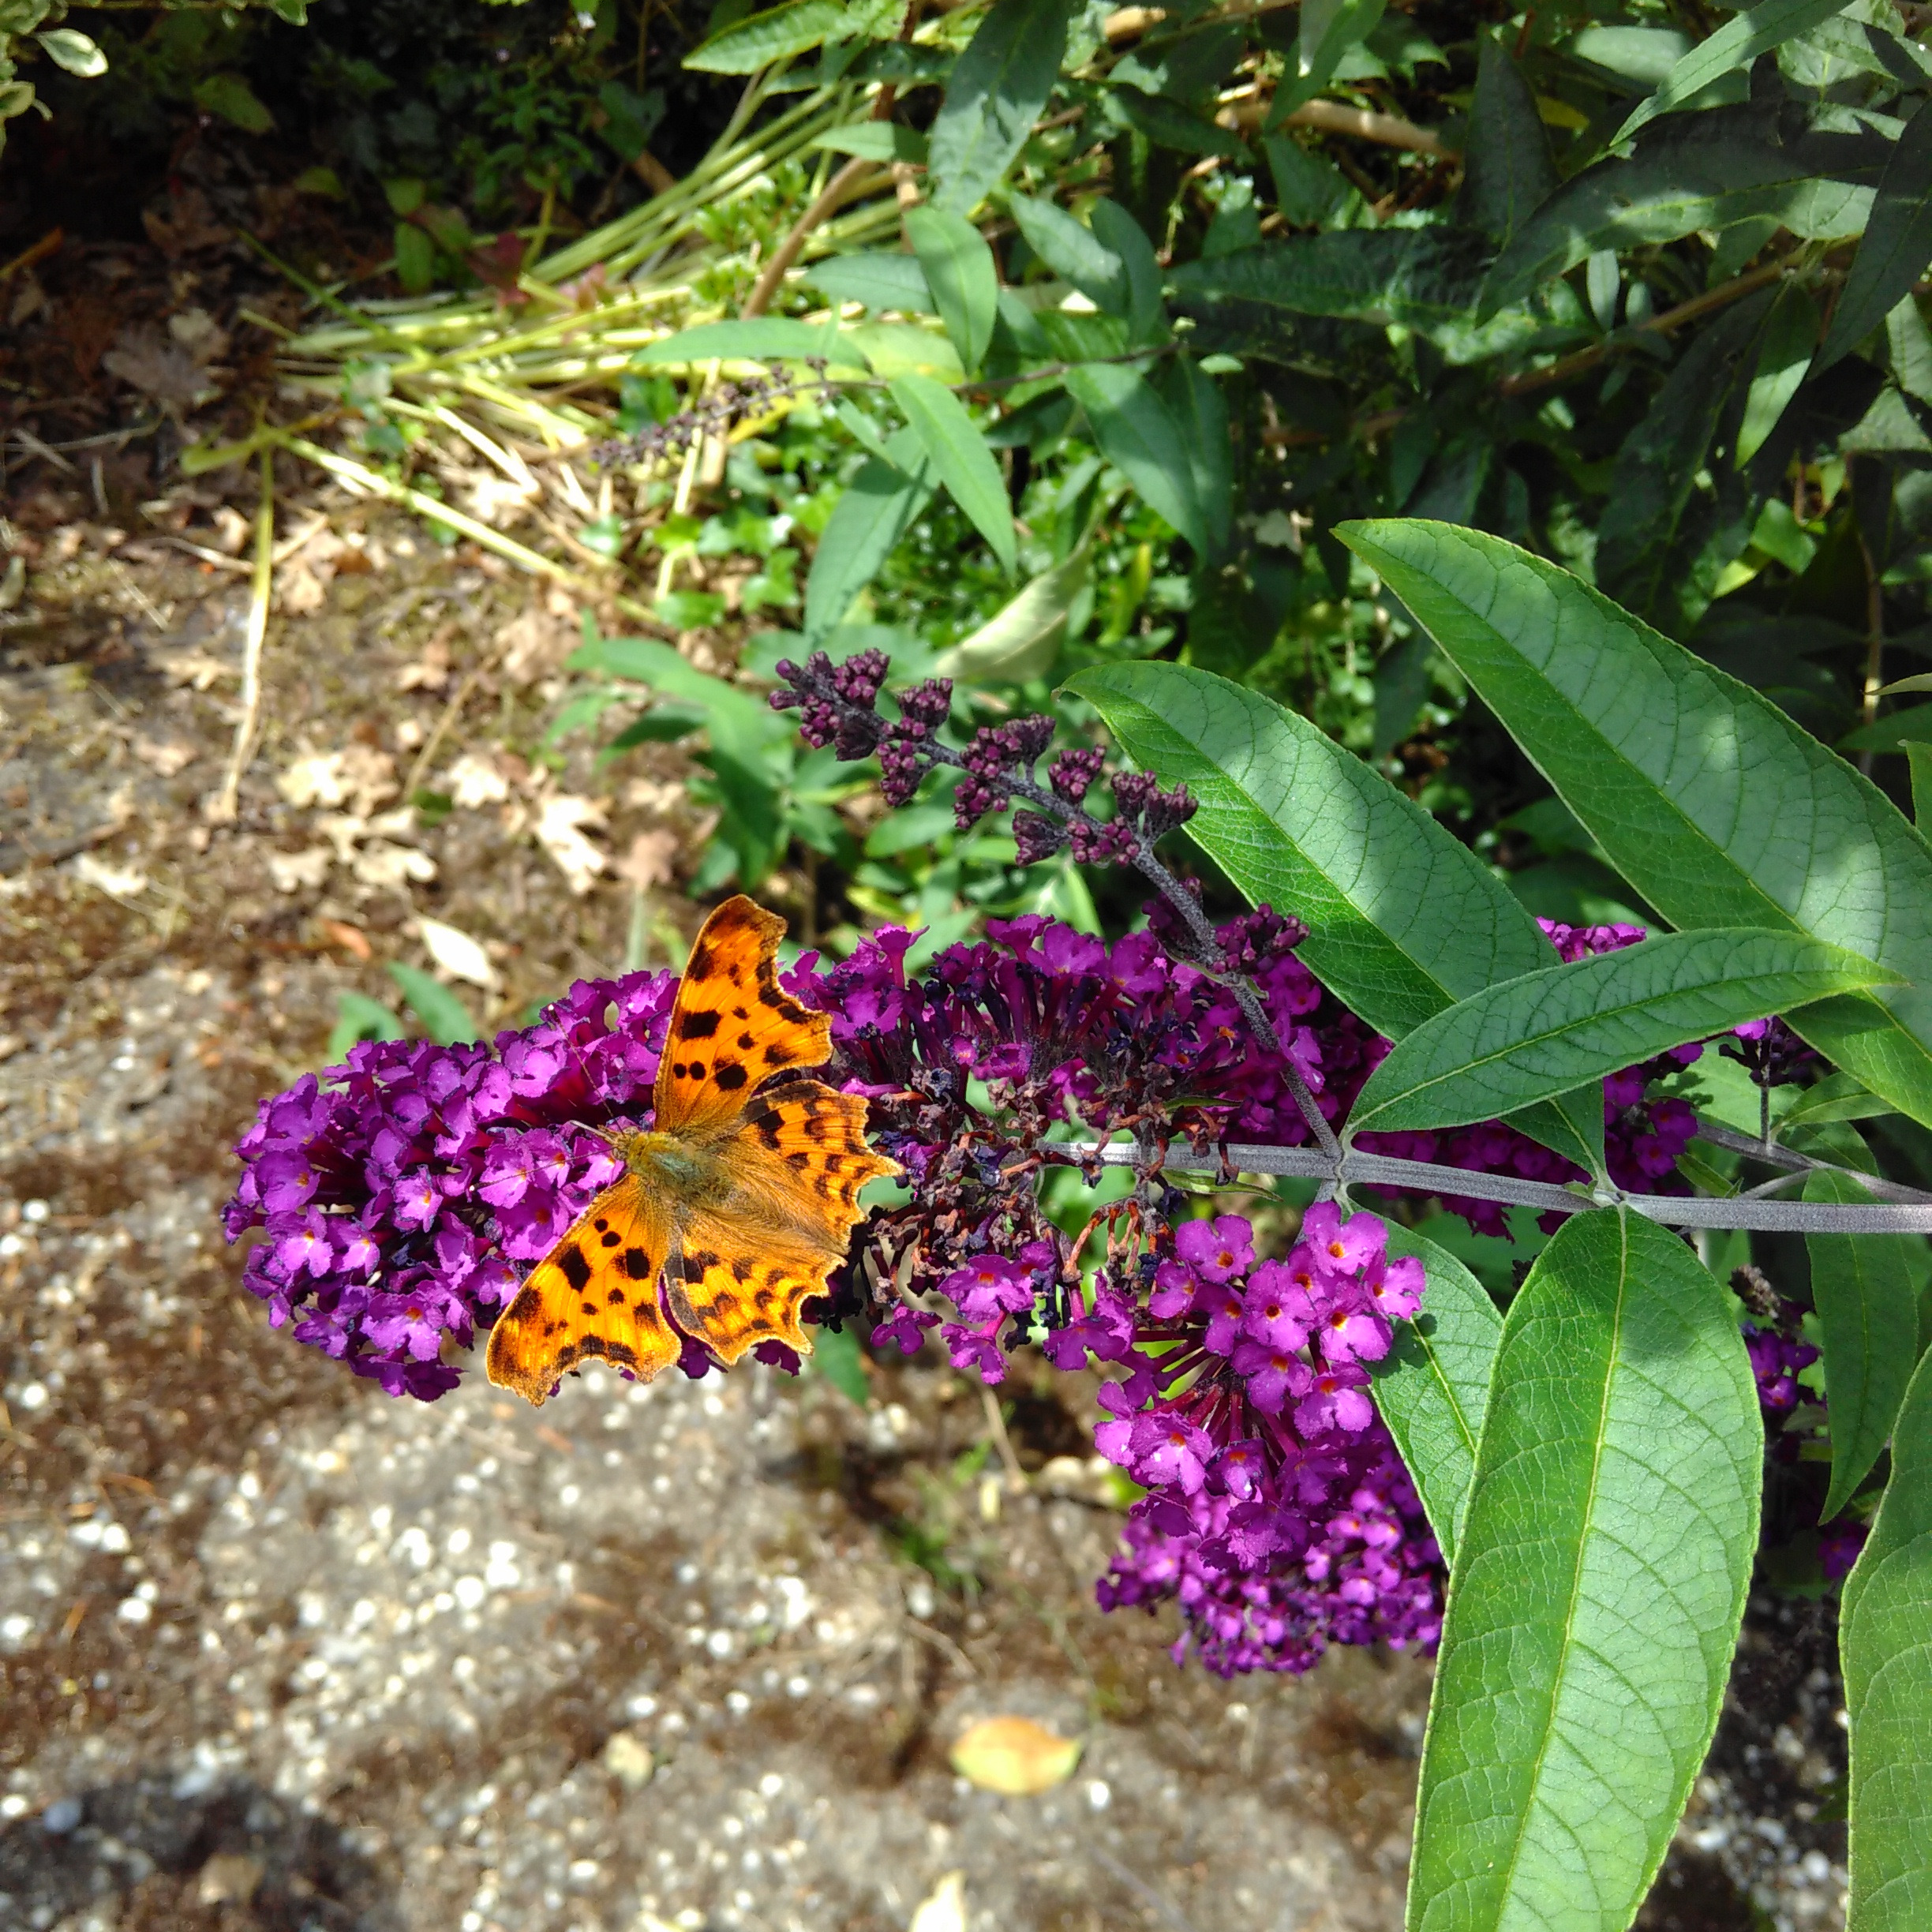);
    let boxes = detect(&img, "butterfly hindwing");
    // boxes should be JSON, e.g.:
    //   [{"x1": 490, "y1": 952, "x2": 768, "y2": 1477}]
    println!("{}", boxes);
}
[
  {"x1": 485, "y1": 1175, "x2": 679, "y2": 1405},
  {"x1": 653, "y1": 895, "x2": 831, "y2": 1140},
  {"x1": 725, "y1": 1081, "x2": 902, "y2": 1249},
  {"x1": 666, "y1": 1210, "x2": 841, "y2": 1365}
]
